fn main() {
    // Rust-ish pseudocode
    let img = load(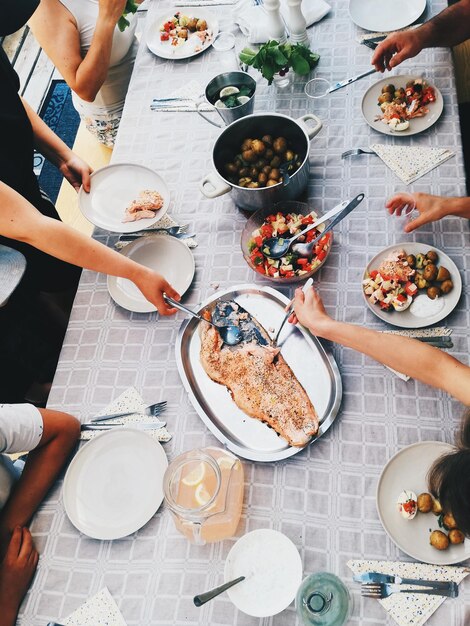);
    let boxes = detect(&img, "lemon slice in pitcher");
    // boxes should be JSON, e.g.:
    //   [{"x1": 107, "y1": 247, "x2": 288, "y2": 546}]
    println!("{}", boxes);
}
[
  {"x1": 182, "y1": 462, "x2": 205, "y2": 486},
  {"x1": 220, "y1": 86, "x2": 239, "y2": 98},
  {"x1": 195, "y1": 483, "x2": 212, "y2": 506}
]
